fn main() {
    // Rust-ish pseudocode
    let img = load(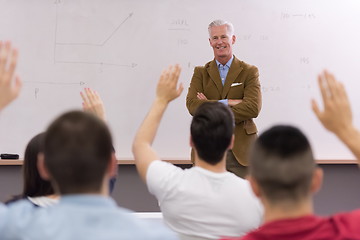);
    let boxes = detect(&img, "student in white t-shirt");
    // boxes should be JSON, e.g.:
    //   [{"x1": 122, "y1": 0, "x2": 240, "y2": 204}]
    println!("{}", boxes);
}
[{"x1": 132, "y1": 65, "x2": 263, "y2": 240}]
